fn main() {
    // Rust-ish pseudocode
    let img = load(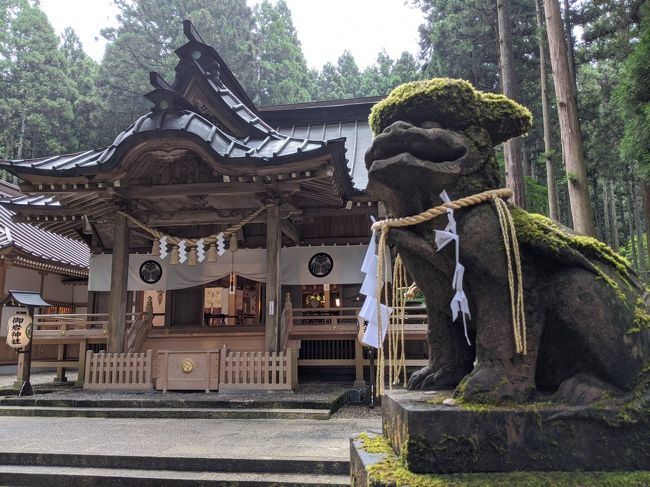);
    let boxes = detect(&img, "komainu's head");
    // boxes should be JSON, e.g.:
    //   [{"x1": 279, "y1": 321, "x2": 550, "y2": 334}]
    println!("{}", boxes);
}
[{"x1": 365, "y1": 78, "x2": 532, "y2": 216}]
